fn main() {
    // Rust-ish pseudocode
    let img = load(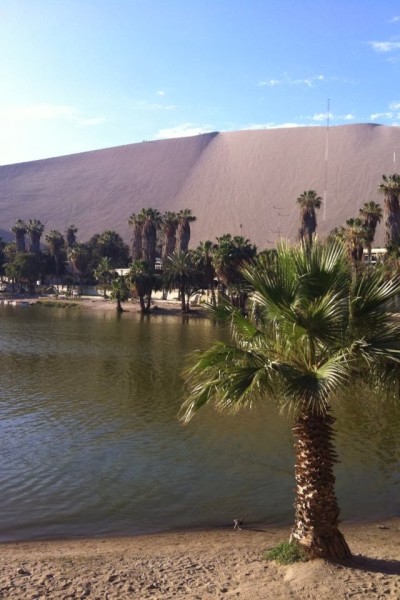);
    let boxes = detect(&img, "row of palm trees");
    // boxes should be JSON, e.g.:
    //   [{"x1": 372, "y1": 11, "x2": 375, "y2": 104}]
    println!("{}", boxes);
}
[
  {"x1": 297, "y1": 173, "x2": 400, "y2": 257},
  {"x1": 129, "y1": 208, "x2": 196, "y2": 264},
  {"x1": 11, "y1": 220, "x2": 78, "y2": 255}
]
